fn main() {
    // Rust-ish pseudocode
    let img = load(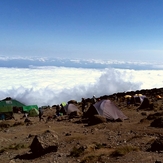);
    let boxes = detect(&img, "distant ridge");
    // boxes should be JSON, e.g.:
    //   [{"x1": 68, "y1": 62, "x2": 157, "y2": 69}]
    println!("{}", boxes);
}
[{"x1": 0, "y1": 57, "x2": 162, "y2": 70}]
